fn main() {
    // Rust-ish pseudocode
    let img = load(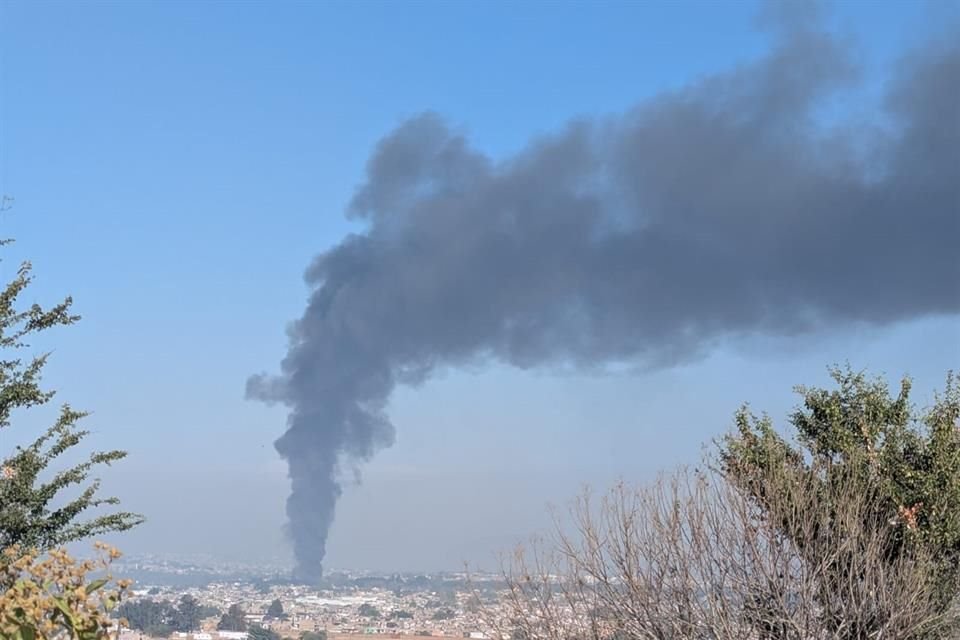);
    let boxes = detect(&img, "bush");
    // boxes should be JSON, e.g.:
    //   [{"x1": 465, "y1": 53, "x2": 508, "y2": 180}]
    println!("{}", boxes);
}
[
  {"x1": 0, "y1": 543, "x2": 131, "y2": 640},
  {"x1": 496, "y1": 369, "x2": 960, "y2": 640}
]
